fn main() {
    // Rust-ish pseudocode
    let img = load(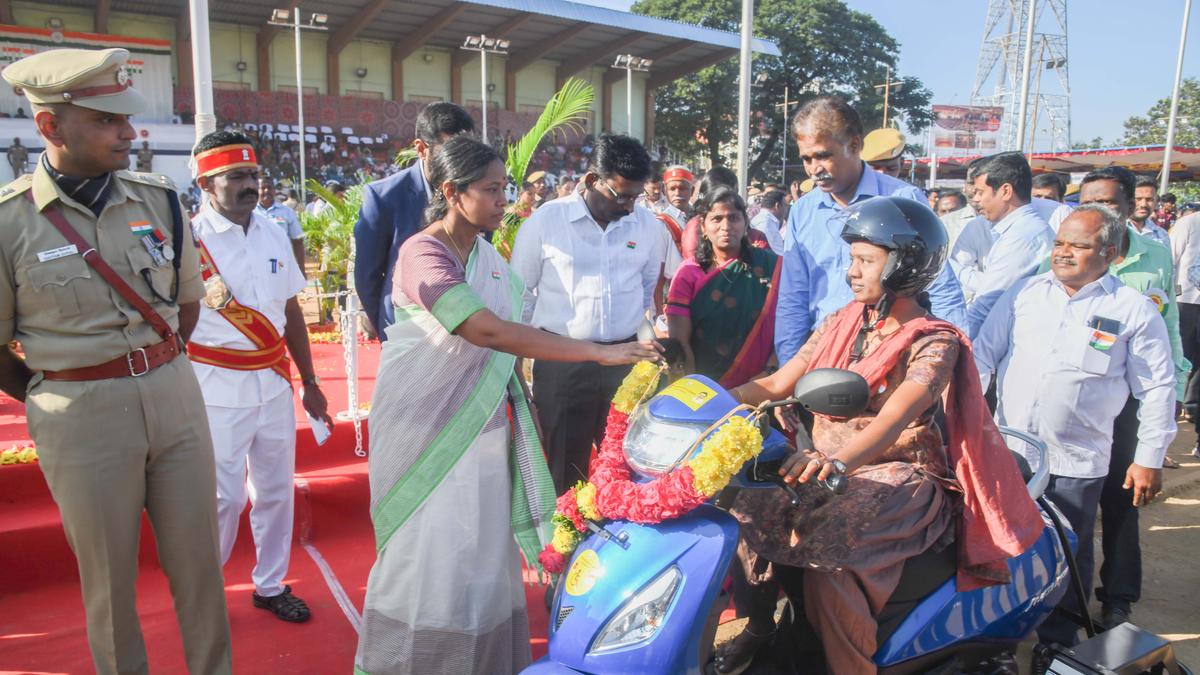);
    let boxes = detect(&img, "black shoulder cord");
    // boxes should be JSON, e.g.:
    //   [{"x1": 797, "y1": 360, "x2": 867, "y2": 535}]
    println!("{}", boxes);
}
[{"x1": 139, "y1": 188, "x2": 185, "y2": 305}]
